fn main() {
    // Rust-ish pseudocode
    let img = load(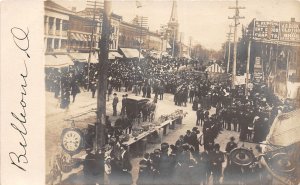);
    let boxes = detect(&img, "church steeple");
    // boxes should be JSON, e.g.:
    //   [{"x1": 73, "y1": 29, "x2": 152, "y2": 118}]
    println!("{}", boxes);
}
[
  {"x1": 169, "y1": 0, "x2": 178, "y2": 24},
  {"x1": 168, "y1": 0, "x2": 179, "y2": 42}
]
